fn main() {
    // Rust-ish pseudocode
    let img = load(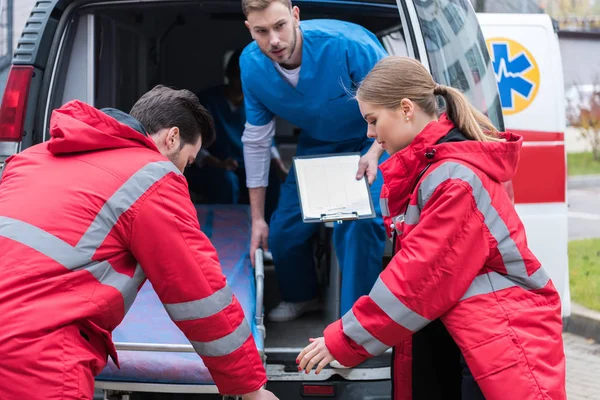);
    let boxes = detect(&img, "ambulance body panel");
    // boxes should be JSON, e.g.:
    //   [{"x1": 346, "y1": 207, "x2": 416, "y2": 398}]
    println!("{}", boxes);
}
[{"x1": 478, "y1": 13, "x2": 570, "y2": 316}]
